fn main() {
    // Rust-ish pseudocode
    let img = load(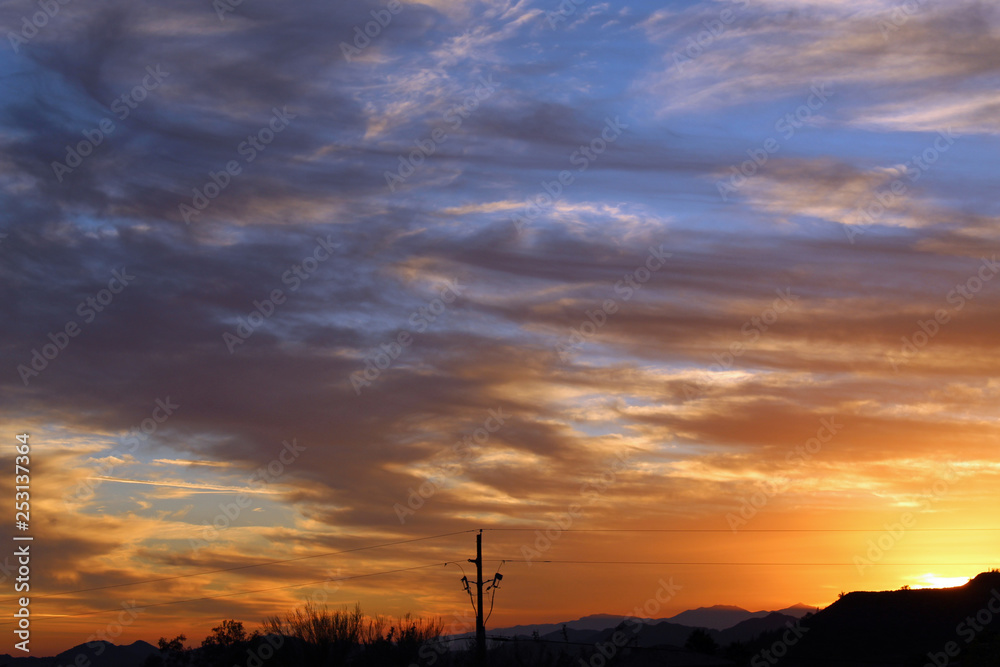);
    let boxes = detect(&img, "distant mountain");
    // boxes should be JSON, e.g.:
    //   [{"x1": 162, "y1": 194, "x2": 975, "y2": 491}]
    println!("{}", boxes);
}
[
  {"x1": 665, "y1": 605, "x2": 761, "y2": 631},
  {"x1": 486, "y1": 602, "x2": 820, "y2": 640},
  {"x1": 547, "y1": 612, "x2": 797, "y2": 646},
  {"x1": 569, "y1": 613, "x2": 639, "y2": 631},
  {"x1": 665, "y1": 603, "x2": 817, "y2": 630},
  {"x1": 488, "y1": 613, "x2": 629, "y2": 638},
  {"x1": 772, "y1": 603, "x2": 816, "y2": 619},
  {"x1": 0, "y1": 641, "x2": 158, "y2": 667}
]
